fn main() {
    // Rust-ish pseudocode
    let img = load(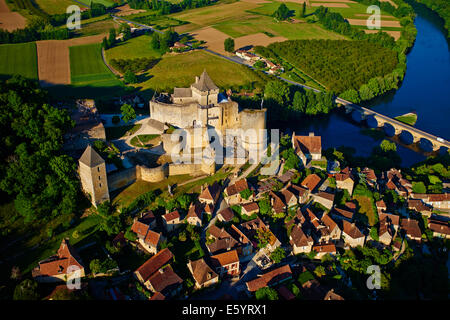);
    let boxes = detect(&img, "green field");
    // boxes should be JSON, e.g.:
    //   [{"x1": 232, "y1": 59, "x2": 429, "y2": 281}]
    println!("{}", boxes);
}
[
  {"x1": 134, "y1": 50, "x2": 268, "y2": 98},
  {"x1": 395, "y1": 113, "x2": 417, "y2": 126},
  {"x1": 70, "y1": 43, "x2": 117, "y2": 83},
  {"x1": 105, "y1": 35, "x2": 163, "y2": 61},
  {"x1": 82, "y1": 0, "x2": 116, "y2": 8},
  {"x1": 35, "y1": 0, "x2": 87, "y2": 14},
  {"x1": 0, "y1": 43, "x2": 38, "y2": 80}
]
